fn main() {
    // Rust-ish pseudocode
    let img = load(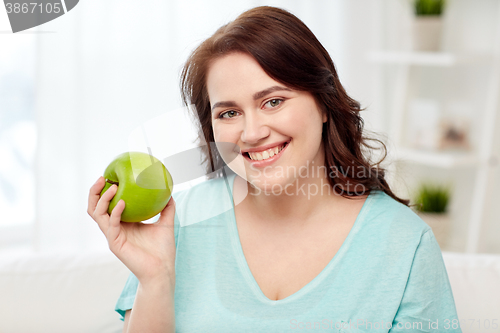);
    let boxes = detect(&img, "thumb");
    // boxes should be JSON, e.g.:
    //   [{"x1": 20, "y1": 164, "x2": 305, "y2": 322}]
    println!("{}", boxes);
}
[{"x1": 156, "y1": 197, "x2": 176, "y2": 227}]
